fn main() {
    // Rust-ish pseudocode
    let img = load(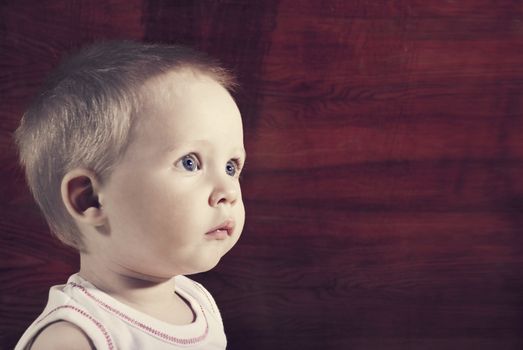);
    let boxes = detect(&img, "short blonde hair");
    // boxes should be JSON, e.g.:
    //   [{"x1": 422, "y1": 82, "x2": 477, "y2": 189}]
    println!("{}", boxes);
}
[{"x1": 14, "y1": 41, "x2": 236, "y2": 250}]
